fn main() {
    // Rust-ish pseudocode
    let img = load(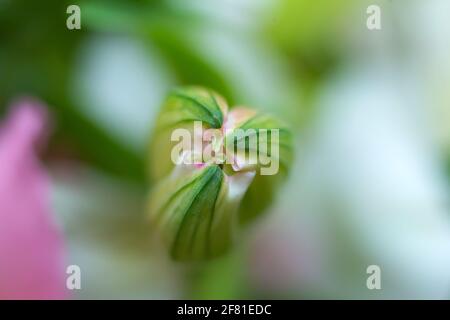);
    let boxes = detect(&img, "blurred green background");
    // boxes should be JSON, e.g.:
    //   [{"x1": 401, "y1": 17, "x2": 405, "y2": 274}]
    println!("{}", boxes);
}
[{"x1": 1, "y1": 0, "x2": 450, "y2": 299}]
